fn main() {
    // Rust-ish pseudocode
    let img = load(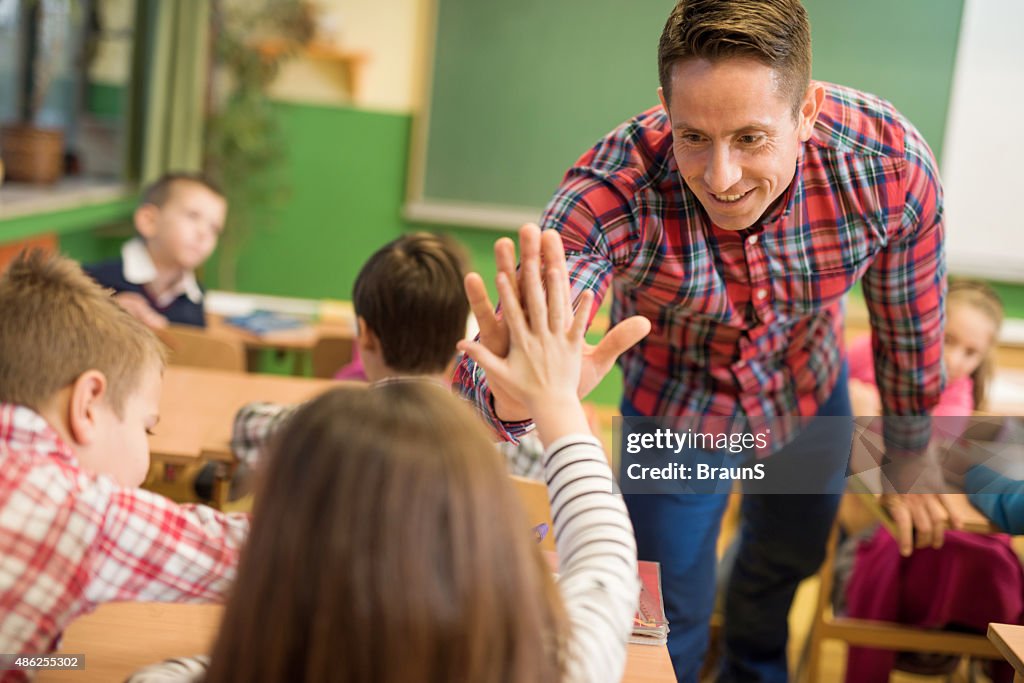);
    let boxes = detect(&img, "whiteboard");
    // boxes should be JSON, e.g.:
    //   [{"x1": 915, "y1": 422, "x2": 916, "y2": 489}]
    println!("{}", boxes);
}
[{"x1": 941, "y1": 0, "x2": 1024, "y2": 282}]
